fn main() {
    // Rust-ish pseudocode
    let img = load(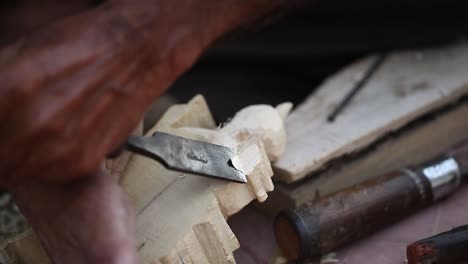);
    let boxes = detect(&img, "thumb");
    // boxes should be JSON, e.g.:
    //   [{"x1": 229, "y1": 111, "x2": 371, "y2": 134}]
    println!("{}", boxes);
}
[{"x1": 11, "y1": 169, "x2": 137, "y2": 264}]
